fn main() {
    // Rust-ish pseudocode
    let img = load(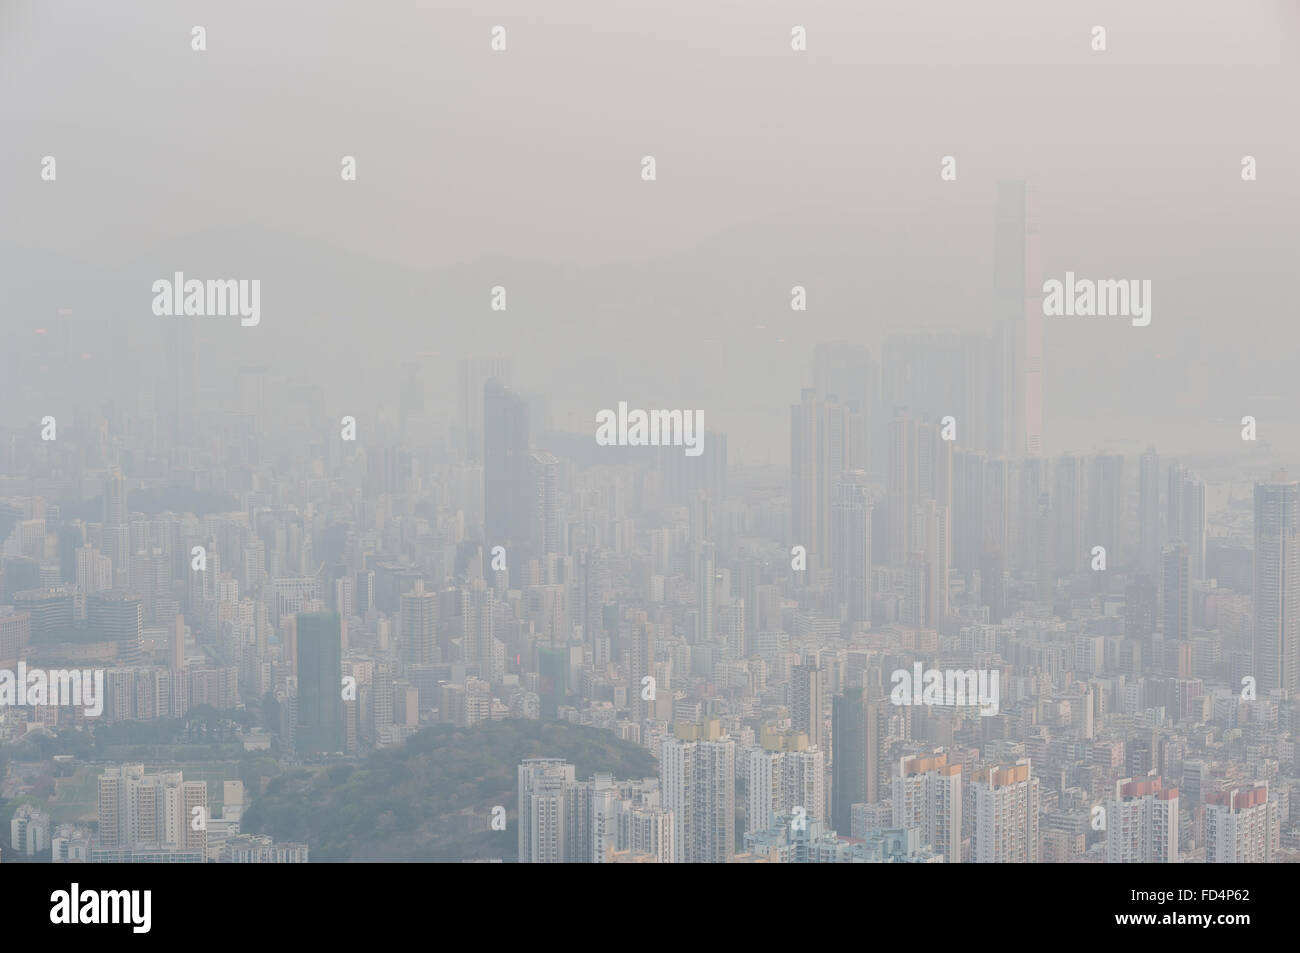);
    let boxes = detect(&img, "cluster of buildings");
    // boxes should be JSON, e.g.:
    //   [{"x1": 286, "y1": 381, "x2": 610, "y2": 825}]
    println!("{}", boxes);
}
[{"x1": 1, "y1": 183, "x2": 1297, "y2": 863}]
